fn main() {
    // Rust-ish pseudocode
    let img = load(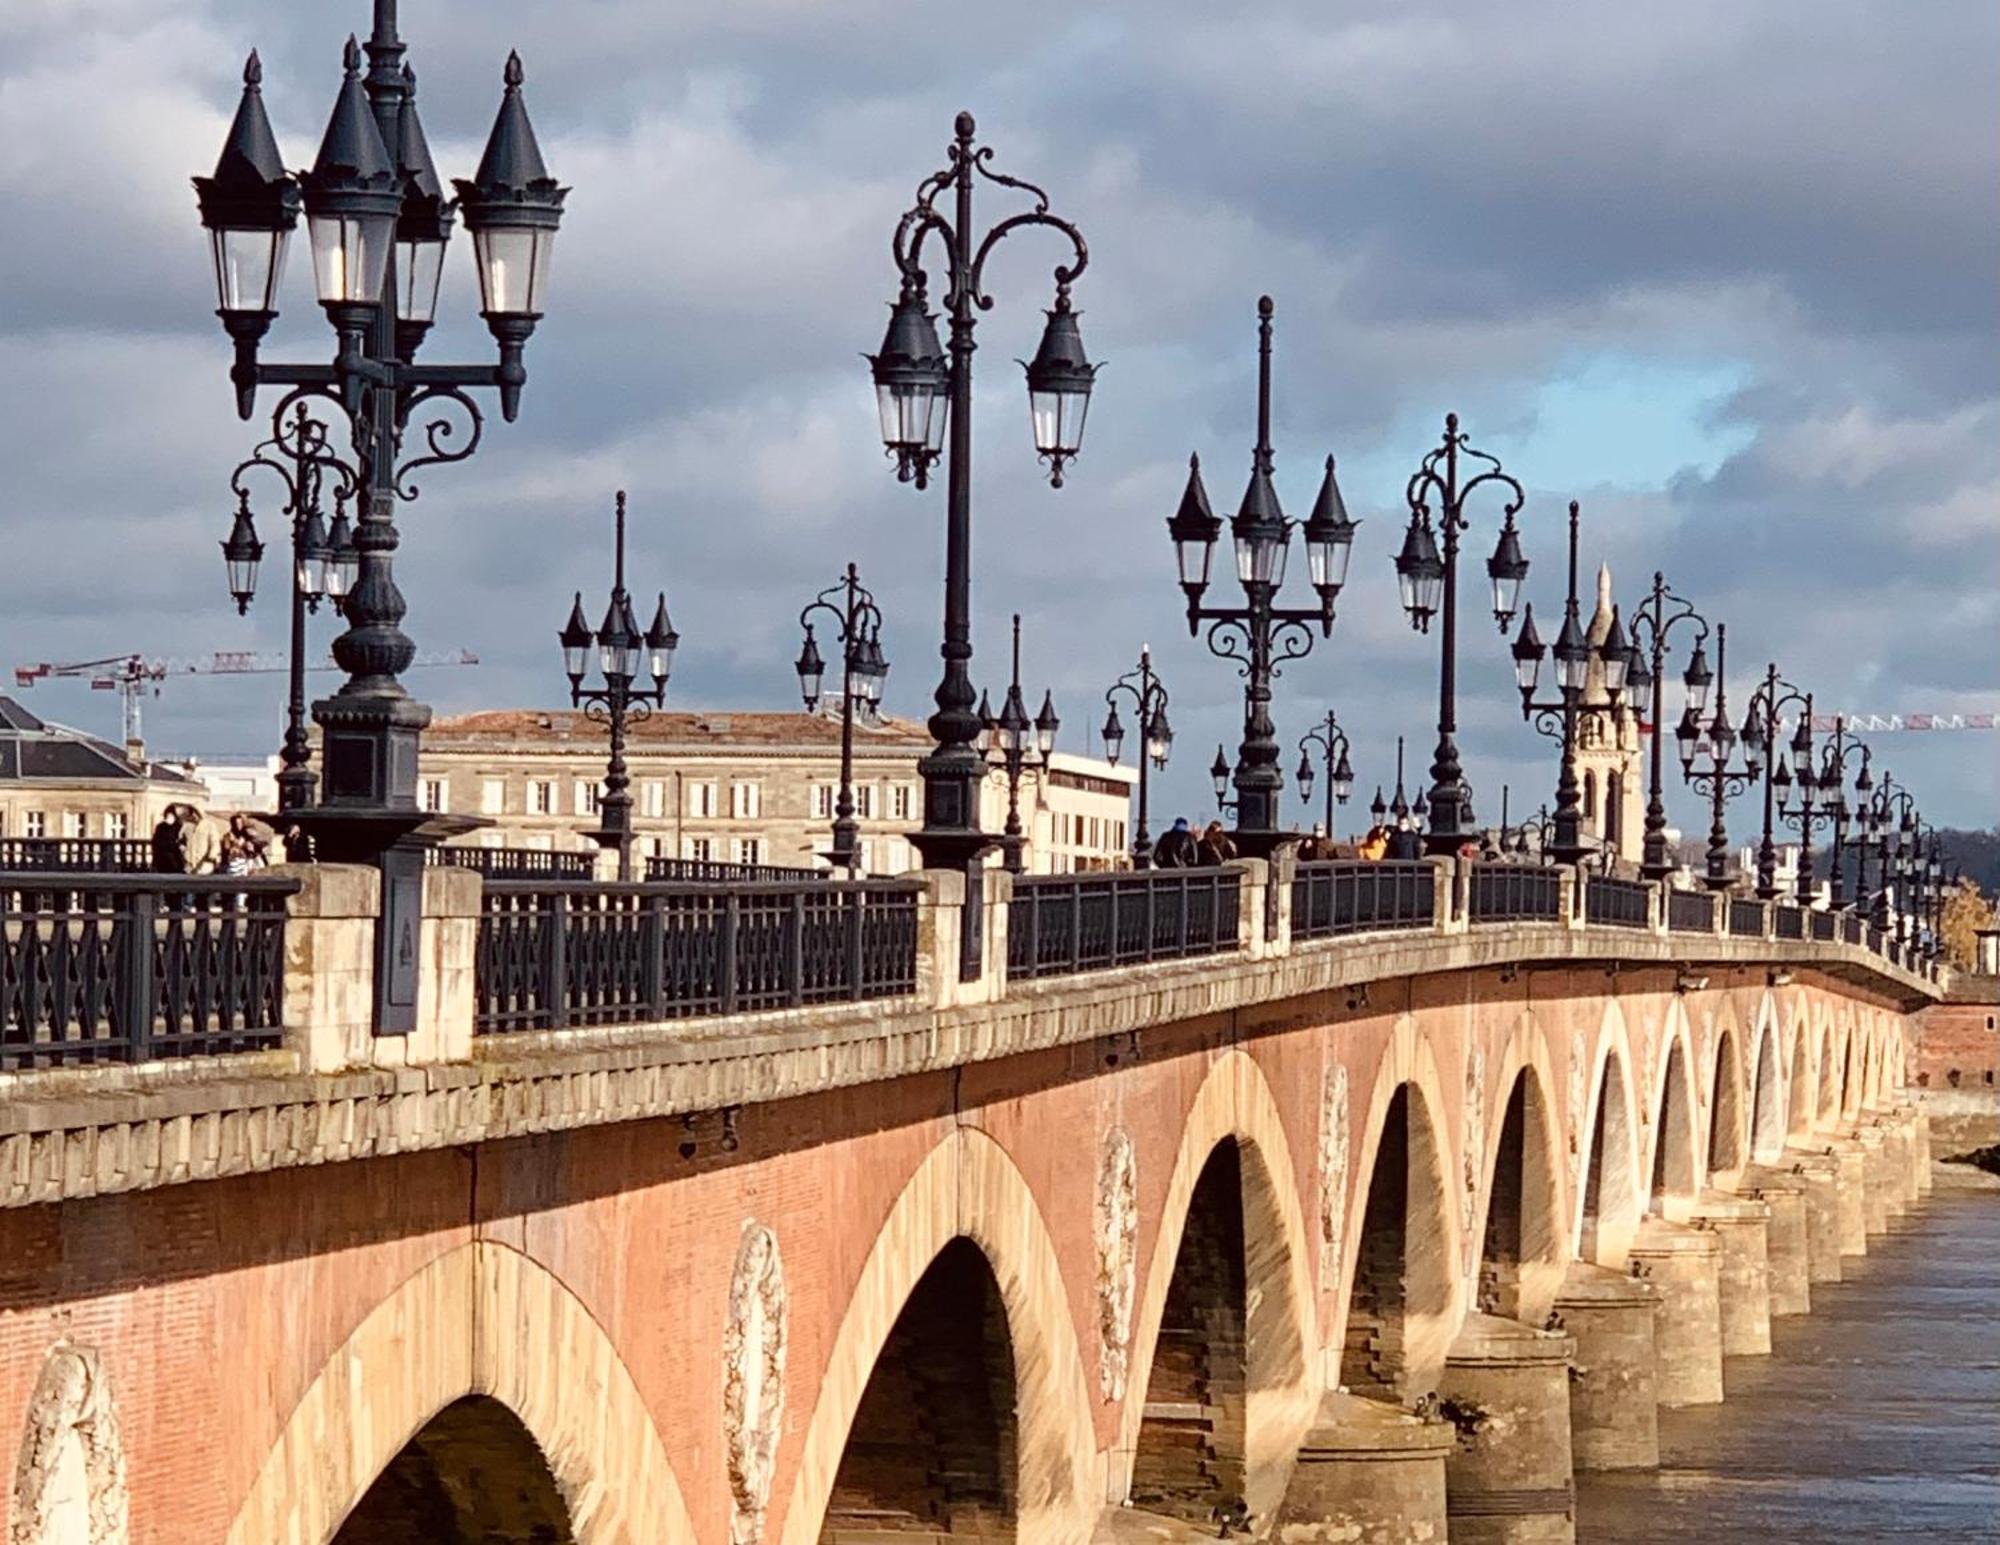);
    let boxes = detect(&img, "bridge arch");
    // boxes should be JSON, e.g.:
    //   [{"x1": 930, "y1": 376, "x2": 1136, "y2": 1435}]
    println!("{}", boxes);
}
[
  {"x1": 1646, "y1": 1002, "x2": 1700, "y2": 1219},
  {"x1": 224, "y1": 1241, "x2": 695, "y2": 1545},
  {"x1": 1469, "y1": 1015, "x2": 1567, "y2": 1325},
  {"x1": 1748, "y1": 993, "x2": 1786, "y2": 1164},
  {"x1": 1706, "y1": 1002, "x2": 1748, "y2": 1182},
  {"x1": 1337, "y1": 1016, "x2": 1460, "y2": 1401},
  {"x1": 779, "y1": 1125, "x2": 1096, "y2": 1545},
  {"x1": 1575, "y1": 1002, "x2": 1643, "y2": 1267},
  {"x1": 1116, "y1": 1049, "x2": 1315, "y2": 1523},
  {"x1": 1784, "y1": 1005, "x2": 1813, "y2": 1140}
]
